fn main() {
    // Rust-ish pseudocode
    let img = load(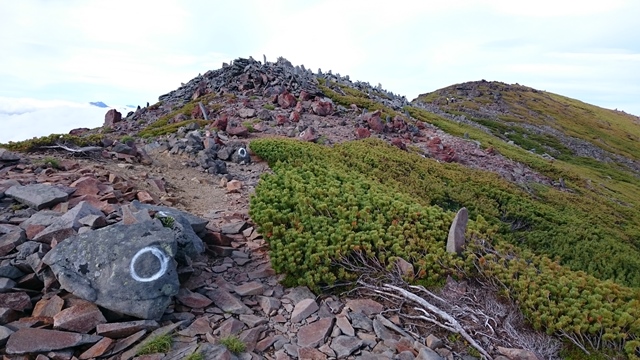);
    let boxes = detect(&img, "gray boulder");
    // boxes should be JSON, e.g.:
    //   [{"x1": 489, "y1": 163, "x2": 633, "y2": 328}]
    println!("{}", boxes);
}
[
  {"x1": 5, "y1": 184, "x2": 69, "y2": 210},
  {"x1": 33, "y1": 201, "x2": 104, "y2": 244},
  {"x1": 446, "y1": 207, "x2": 468, "y2": 254},
  {"x1": 42, "y1": 221, "x2": 180, "y2": 320},
  {"x1": 131, "y1": 201, "x2": 208, "y2": 233}
]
